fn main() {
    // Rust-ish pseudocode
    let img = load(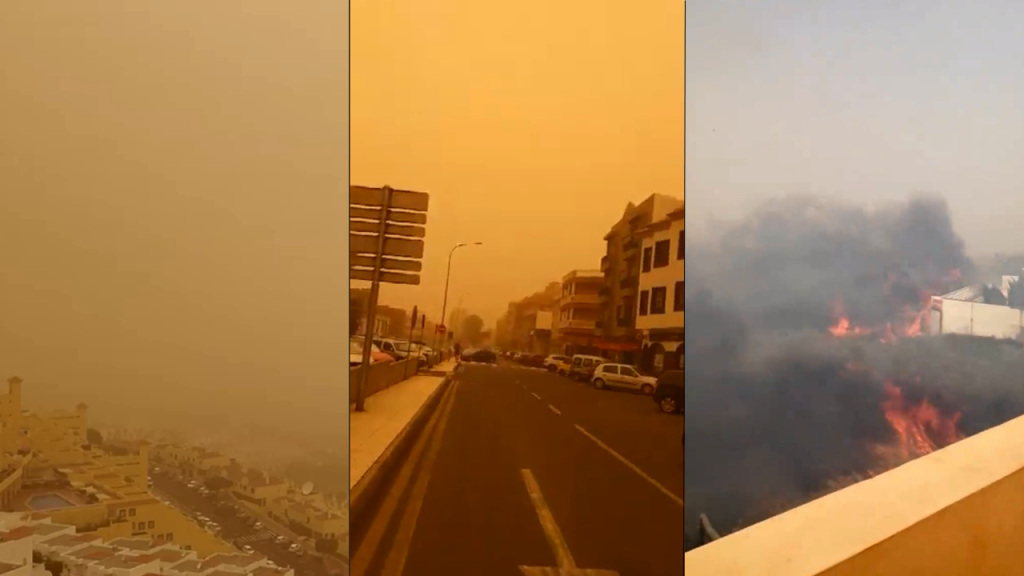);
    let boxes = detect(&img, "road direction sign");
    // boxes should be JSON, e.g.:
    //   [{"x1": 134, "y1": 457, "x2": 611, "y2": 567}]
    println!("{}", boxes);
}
[{"x1": 351, "y1": 184, "x2": 430, "y2": 412}]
